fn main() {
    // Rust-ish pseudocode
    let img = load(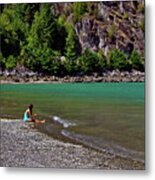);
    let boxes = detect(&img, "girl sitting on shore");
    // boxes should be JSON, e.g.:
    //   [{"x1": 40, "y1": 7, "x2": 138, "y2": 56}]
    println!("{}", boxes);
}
[{"x1": 23, "y1": 104, "x2": 45, "y2": 124}]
